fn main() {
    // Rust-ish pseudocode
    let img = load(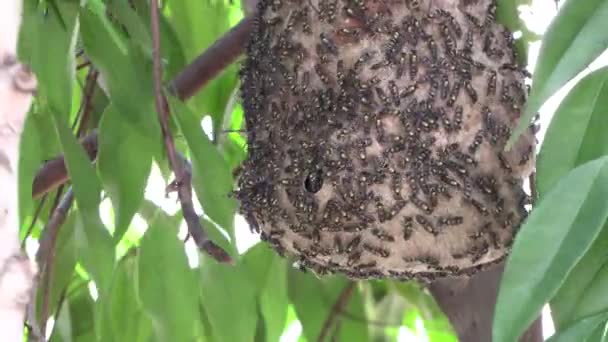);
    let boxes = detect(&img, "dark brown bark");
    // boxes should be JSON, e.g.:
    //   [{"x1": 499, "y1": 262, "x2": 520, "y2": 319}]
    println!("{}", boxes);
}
[{"x1": 429, "y1": 262, "x2": 543, "y2": 342}]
